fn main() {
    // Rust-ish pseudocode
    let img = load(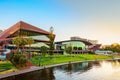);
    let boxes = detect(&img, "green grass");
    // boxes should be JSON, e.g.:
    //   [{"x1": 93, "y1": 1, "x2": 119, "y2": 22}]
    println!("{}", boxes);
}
[
  {"x1": 30, "y1": 54, "x2": 112, "y2": 66},
  {"x1": 0, "y1": 61, "x2": 15, "y2": 71}
]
